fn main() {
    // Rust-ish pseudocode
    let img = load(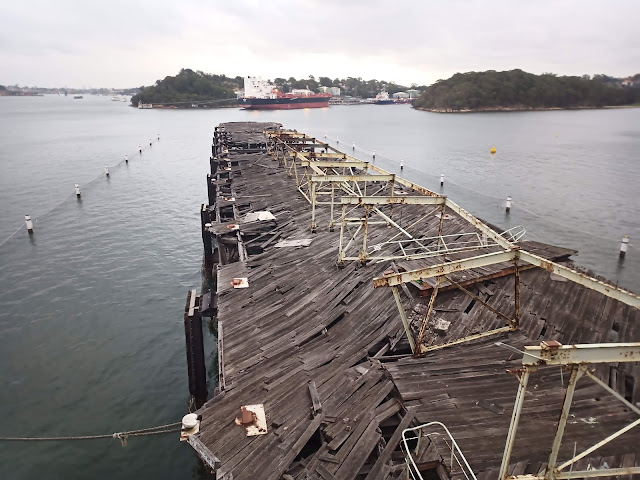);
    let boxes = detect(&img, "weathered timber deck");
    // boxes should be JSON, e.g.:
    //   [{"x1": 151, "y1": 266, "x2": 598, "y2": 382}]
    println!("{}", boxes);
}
[{"x1": 189, "y1": 122, "x2": 639, "y2": 480}]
